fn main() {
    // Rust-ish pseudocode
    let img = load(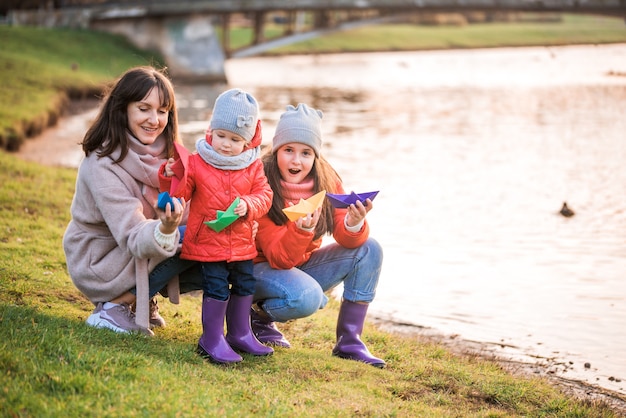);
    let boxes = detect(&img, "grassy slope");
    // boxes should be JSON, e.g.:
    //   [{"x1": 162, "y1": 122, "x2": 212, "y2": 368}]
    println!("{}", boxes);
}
[
  {"x1": 0, "y1": 25, "x2": 165, "y2": 150},
  {"x1": 235, "y1": 14, "x2": 626, "y2": 54}
]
